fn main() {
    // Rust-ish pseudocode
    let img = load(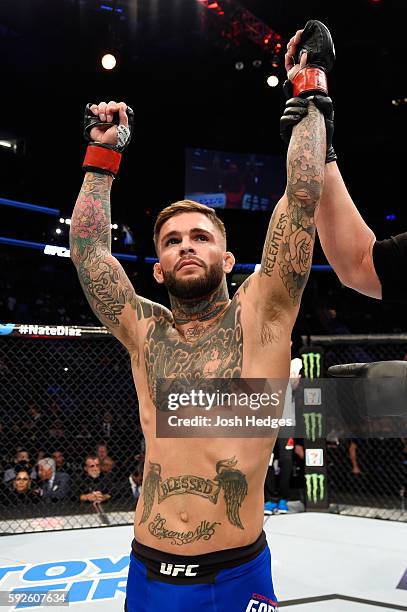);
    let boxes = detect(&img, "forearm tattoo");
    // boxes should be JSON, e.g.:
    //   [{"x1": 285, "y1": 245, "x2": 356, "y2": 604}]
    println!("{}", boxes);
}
[
  {"x1": 261, "y1": 102, "x2": 325, "y2": 305},
  {"x1": 140, "y1": 457, "x2": 248, "y2": 529},
  {"x1": 70, "y1": 173, "x2": 137, "y2": 327},
  {"x1": 70, "y1": 173, "x2": 112, "y2": 258}
]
